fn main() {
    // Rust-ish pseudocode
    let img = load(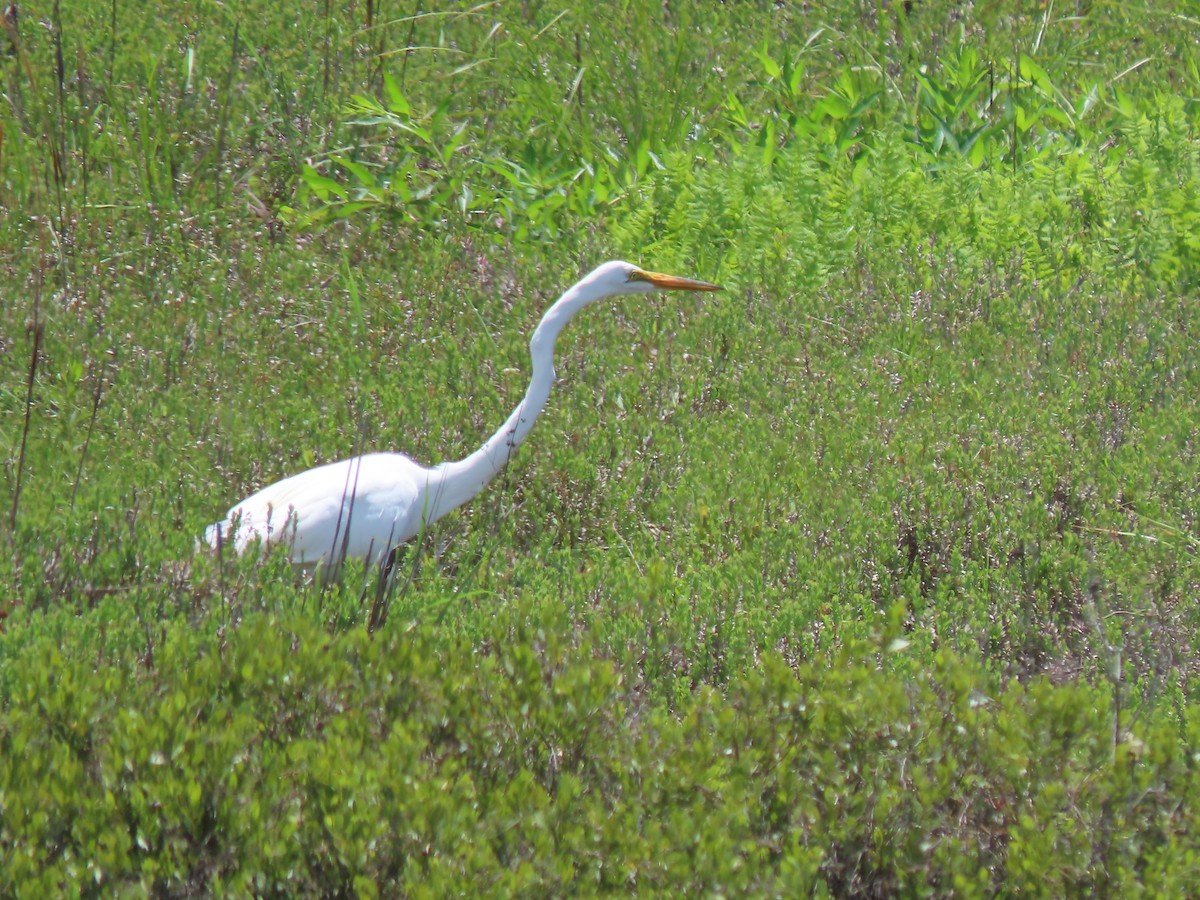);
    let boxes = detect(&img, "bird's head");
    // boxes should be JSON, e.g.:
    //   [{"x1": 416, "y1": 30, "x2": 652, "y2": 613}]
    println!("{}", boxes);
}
[{"x1": 586, "y1": 260, "x2": 721, "y2": 298}]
